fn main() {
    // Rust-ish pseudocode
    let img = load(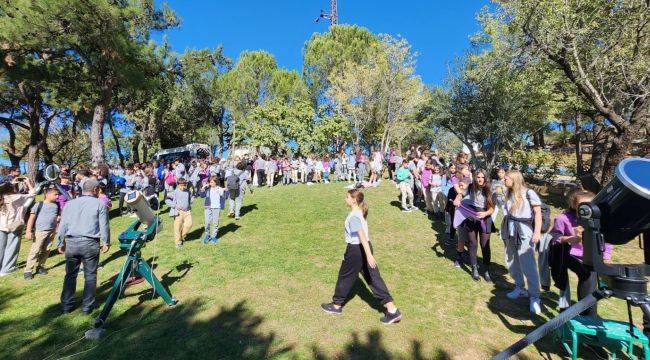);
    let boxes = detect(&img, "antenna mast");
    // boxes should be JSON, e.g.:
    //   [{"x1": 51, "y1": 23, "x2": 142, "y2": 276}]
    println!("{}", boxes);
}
[{"x1": 315, "y1": 0, "x2": 338, "y2": 28}]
